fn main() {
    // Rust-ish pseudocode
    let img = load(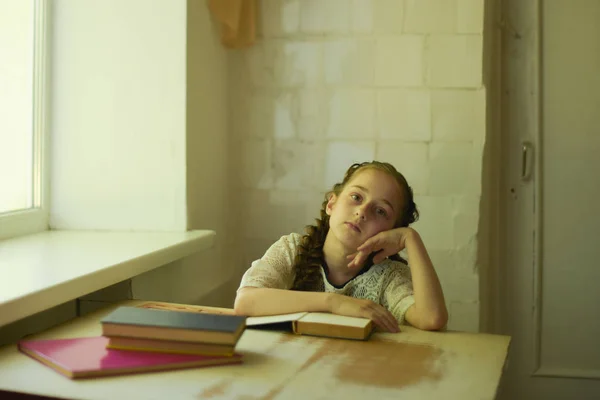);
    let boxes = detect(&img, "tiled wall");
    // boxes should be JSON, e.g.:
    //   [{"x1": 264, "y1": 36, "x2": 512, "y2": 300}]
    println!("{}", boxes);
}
[{"x1": 229, "y1": 0, "x2": 486, "y2": 332}]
